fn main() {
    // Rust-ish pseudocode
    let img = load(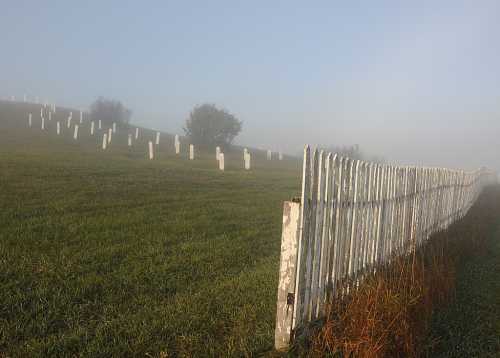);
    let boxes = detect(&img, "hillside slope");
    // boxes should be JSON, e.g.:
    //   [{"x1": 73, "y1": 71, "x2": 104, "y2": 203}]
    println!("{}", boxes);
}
[{"x1": 0, "y1": 100, "x2": 300, "y2": 356}]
